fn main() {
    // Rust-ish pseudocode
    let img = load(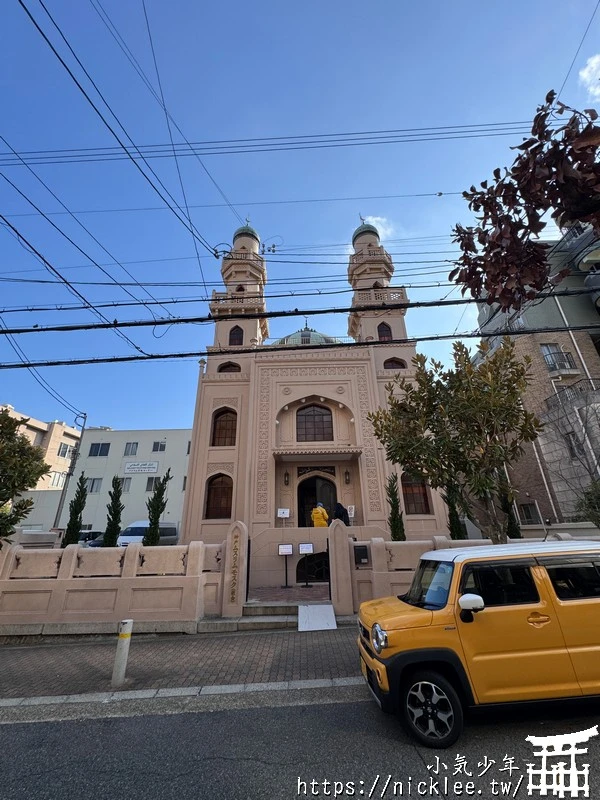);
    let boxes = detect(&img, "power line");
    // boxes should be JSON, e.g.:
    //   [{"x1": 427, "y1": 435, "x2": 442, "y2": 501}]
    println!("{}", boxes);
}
[
  {"x1": 0, "y1": 212, "x2": 149, "y2": 355},
  {"x1": 0, "y1": 314, "x2": 83, "y2": 417},
  {"x1": 140, "y1": 0, "x2": 207, "y2": 287},
  {"x1": 0, "y1": 190, "x2": 464, "y2": 219},
  {"x1": 557, "y1": 0, "x2": 600, "y2": 100},
  {"x1": 2, "y1": 288, "x2": 598, "y2": 337},
  {"x1": 0, "y1": 135, "x2": 174, "y2": 322},
  {"x1": 18, "y1": 0, "x2": 217, "y2": 261},
  {"x1": 2, "y1": 324, "x2": 599, "y2": 371},
  {"x1": 0, "y1": 118, "x2": 561, "y2": 168},
  {"x1": 90, "y1": 0, "x2": 243, "y2": 227}
]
